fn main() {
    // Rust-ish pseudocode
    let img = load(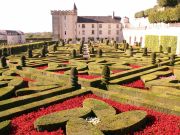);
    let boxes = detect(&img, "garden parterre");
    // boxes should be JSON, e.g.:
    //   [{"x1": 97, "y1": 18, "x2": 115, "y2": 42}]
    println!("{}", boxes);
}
[{"x1": 0, "y1": 41, "x2": 180, "y2": 134}]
